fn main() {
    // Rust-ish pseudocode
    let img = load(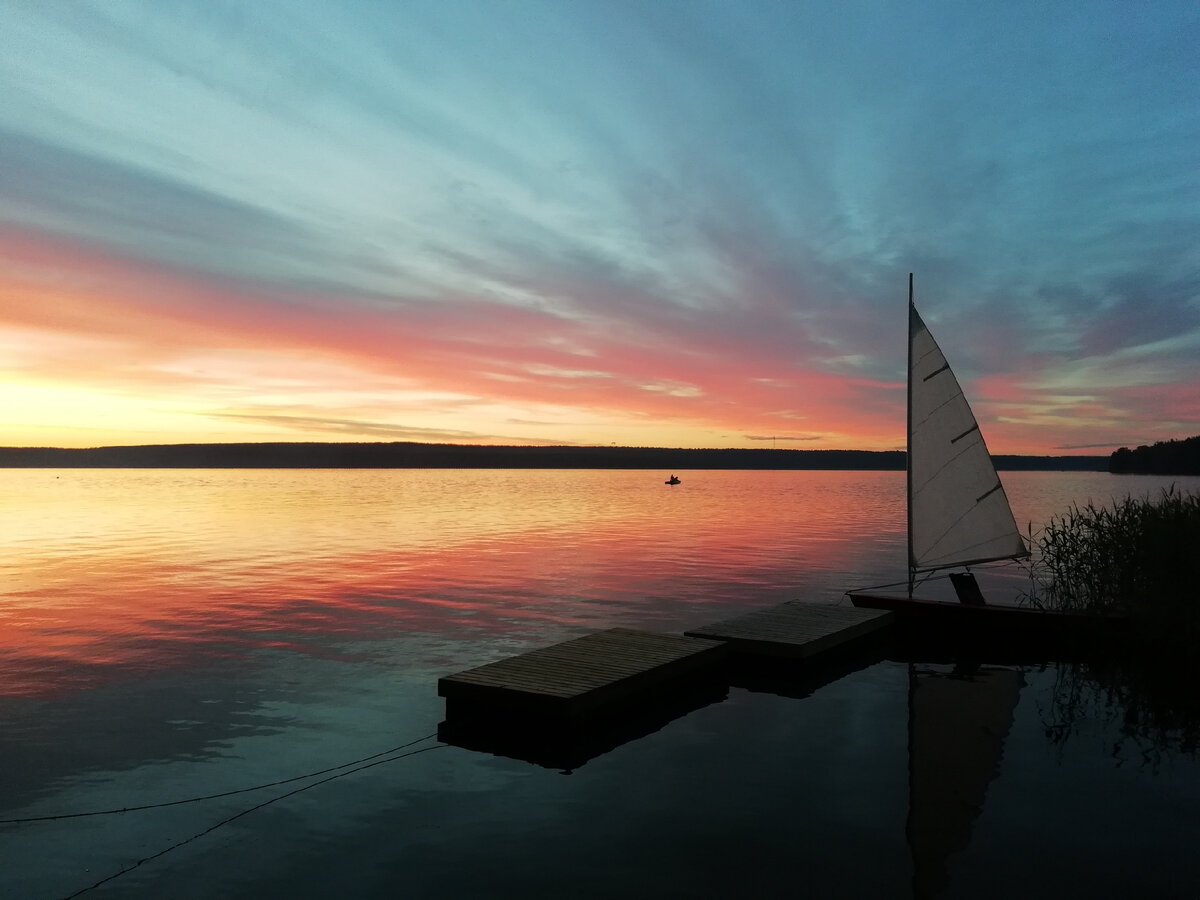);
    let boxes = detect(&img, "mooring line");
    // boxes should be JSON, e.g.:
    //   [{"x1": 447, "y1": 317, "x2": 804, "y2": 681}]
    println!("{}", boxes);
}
[
  {"x1": 1, "y1": 732, "x2": 439, "y2": 826},
  {"x1": 62, "y1": 742, "x2": 448, "y2": 899}
]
